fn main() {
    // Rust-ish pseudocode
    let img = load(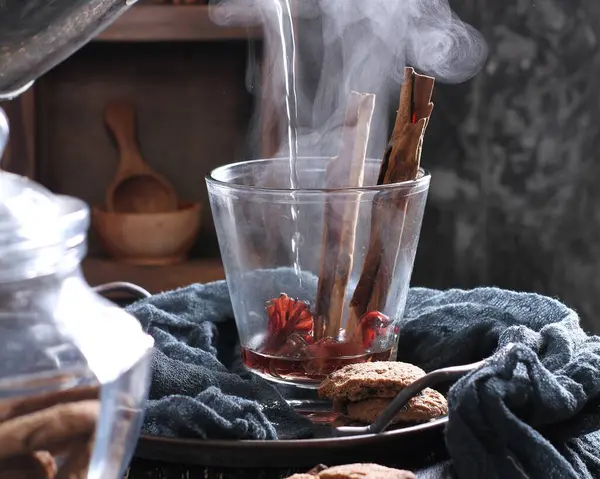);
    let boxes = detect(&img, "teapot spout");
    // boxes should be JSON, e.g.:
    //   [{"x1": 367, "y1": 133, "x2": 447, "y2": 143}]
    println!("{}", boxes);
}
[{"x1": 0, "y1": 108, "x2": 9, "y2": 164}]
